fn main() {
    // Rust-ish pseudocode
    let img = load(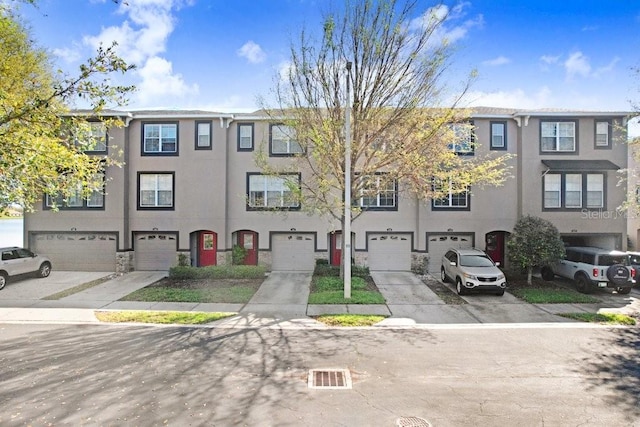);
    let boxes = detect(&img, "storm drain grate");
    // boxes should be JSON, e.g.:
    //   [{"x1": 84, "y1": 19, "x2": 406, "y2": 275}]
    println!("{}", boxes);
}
[
  {"x1": 308, "y1": 369, "x2": 352, "y2": 389},
  {"x1": 396, "y1": 416, "x2": 431, "y2": 427}
]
